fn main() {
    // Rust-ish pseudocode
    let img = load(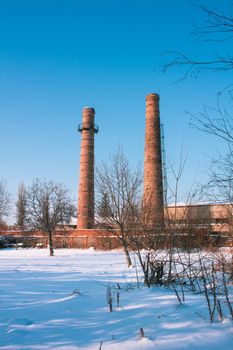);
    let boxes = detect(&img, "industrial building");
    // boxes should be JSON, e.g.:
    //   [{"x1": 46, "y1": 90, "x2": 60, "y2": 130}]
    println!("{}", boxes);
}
[{"x1": 0, "y1": 93, "x2": 232, "y2": 248}]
